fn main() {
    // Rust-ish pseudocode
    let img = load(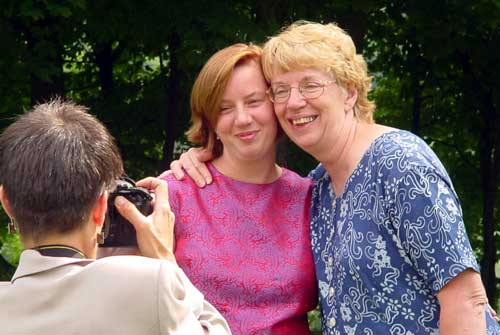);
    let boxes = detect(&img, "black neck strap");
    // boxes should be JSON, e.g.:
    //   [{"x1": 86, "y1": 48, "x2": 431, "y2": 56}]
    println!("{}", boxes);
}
[{"x1": 32, "y1": 244, "x2": 86, "y2": 259}]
